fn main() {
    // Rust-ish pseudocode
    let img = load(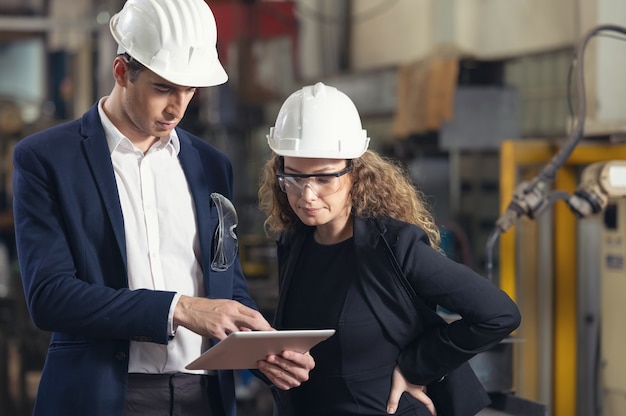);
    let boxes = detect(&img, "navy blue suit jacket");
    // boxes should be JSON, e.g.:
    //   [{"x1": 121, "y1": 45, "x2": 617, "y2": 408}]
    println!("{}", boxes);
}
[{"x1": 12, "y1": 102, "x2": 256, "y2": 415}]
